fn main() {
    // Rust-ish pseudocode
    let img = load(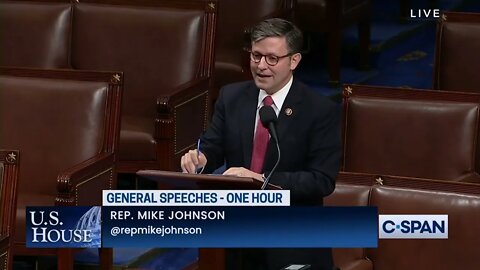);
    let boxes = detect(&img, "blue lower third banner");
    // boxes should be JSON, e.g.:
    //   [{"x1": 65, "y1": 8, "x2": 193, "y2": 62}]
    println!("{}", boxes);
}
[
  {"x1": 25, "y1": 206, "x2": 377, "y2": 248},
  {"x1": 26, "y1": 206, "x2": 101, "y2": 248},
  {"x1": 102, "y1": 207, "x2": 378, "y2": 248}
]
